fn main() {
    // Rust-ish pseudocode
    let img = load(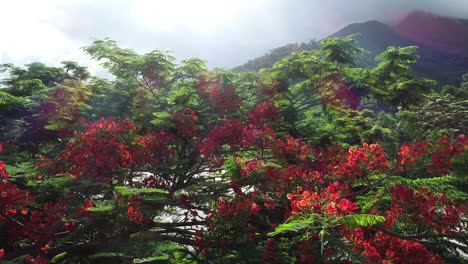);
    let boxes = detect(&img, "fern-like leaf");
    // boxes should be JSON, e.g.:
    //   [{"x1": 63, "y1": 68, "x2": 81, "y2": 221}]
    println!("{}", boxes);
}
[{"x1": 340, "y1": 214, "x2": 385, "y2": 229}]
